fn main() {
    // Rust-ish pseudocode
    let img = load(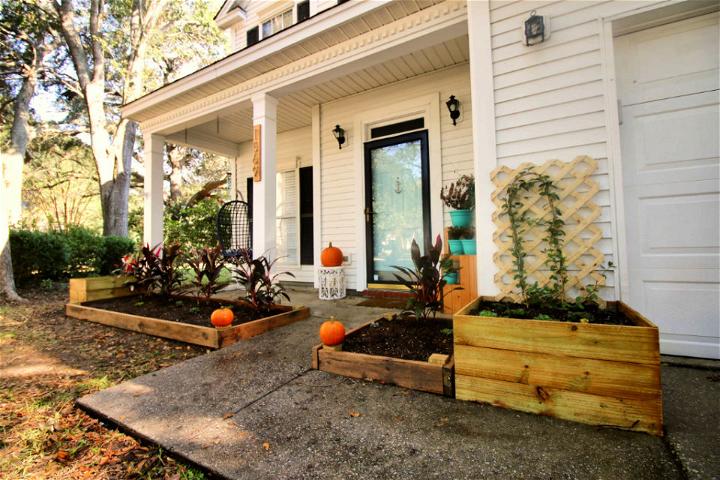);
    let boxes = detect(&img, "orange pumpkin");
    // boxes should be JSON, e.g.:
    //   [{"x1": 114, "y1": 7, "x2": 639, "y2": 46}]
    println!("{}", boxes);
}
[
  {"x1": 211, "y1": 308, "x2": 234, "y2": 328},
  {"x1": 319, "y1": 318, "x2": 346, "y2": 346},
  {"x1": 320, "y1": 242, "x2": 343, "y2": 267}
]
